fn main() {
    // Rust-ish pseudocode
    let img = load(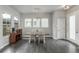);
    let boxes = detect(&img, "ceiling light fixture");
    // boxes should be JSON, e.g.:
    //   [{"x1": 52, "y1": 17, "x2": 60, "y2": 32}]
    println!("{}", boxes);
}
[
  {"x1": 33, "y1": 8, "x2": 40, "y2": 18},
  {"x1": 34, "y1": 8, "x2": 40, "y2": 13},
  {"x1": 64, "y1": 5, "x2": 70, "y2": 9},
  {"x1": 63, "y1": 5, "x2": 70, "y2": 10}
]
